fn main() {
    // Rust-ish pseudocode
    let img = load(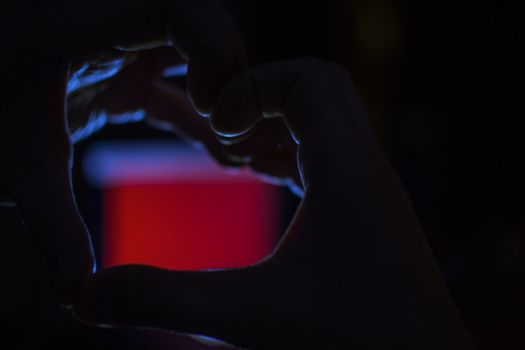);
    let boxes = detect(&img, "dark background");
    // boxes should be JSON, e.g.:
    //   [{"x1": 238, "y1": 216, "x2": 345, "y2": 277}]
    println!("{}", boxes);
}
[{"x1": 1, "y1": 1, "x2": 523, "y2": 348}]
